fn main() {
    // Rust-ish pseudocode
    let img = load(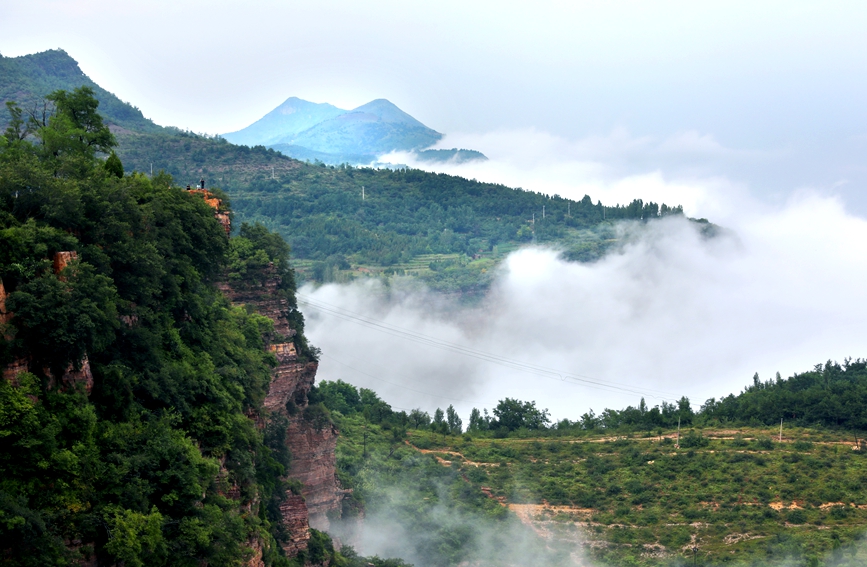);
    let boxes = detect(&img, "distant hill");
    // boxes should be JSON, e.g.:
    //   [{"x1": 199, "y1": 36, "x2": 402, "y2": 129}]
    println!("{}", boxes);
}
[
  {"x1": 287, "y1": 98, "x2": 441, "y2": 155},
  {"x1": 225, "y1": 97, "x2": 441, "y2": 156},
  {"x1": 222, "y1": 97, "x2": 345, "y2": 146},
  {"x1": 224, "y1": 96, "x2": 487, "y2": 165}
]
